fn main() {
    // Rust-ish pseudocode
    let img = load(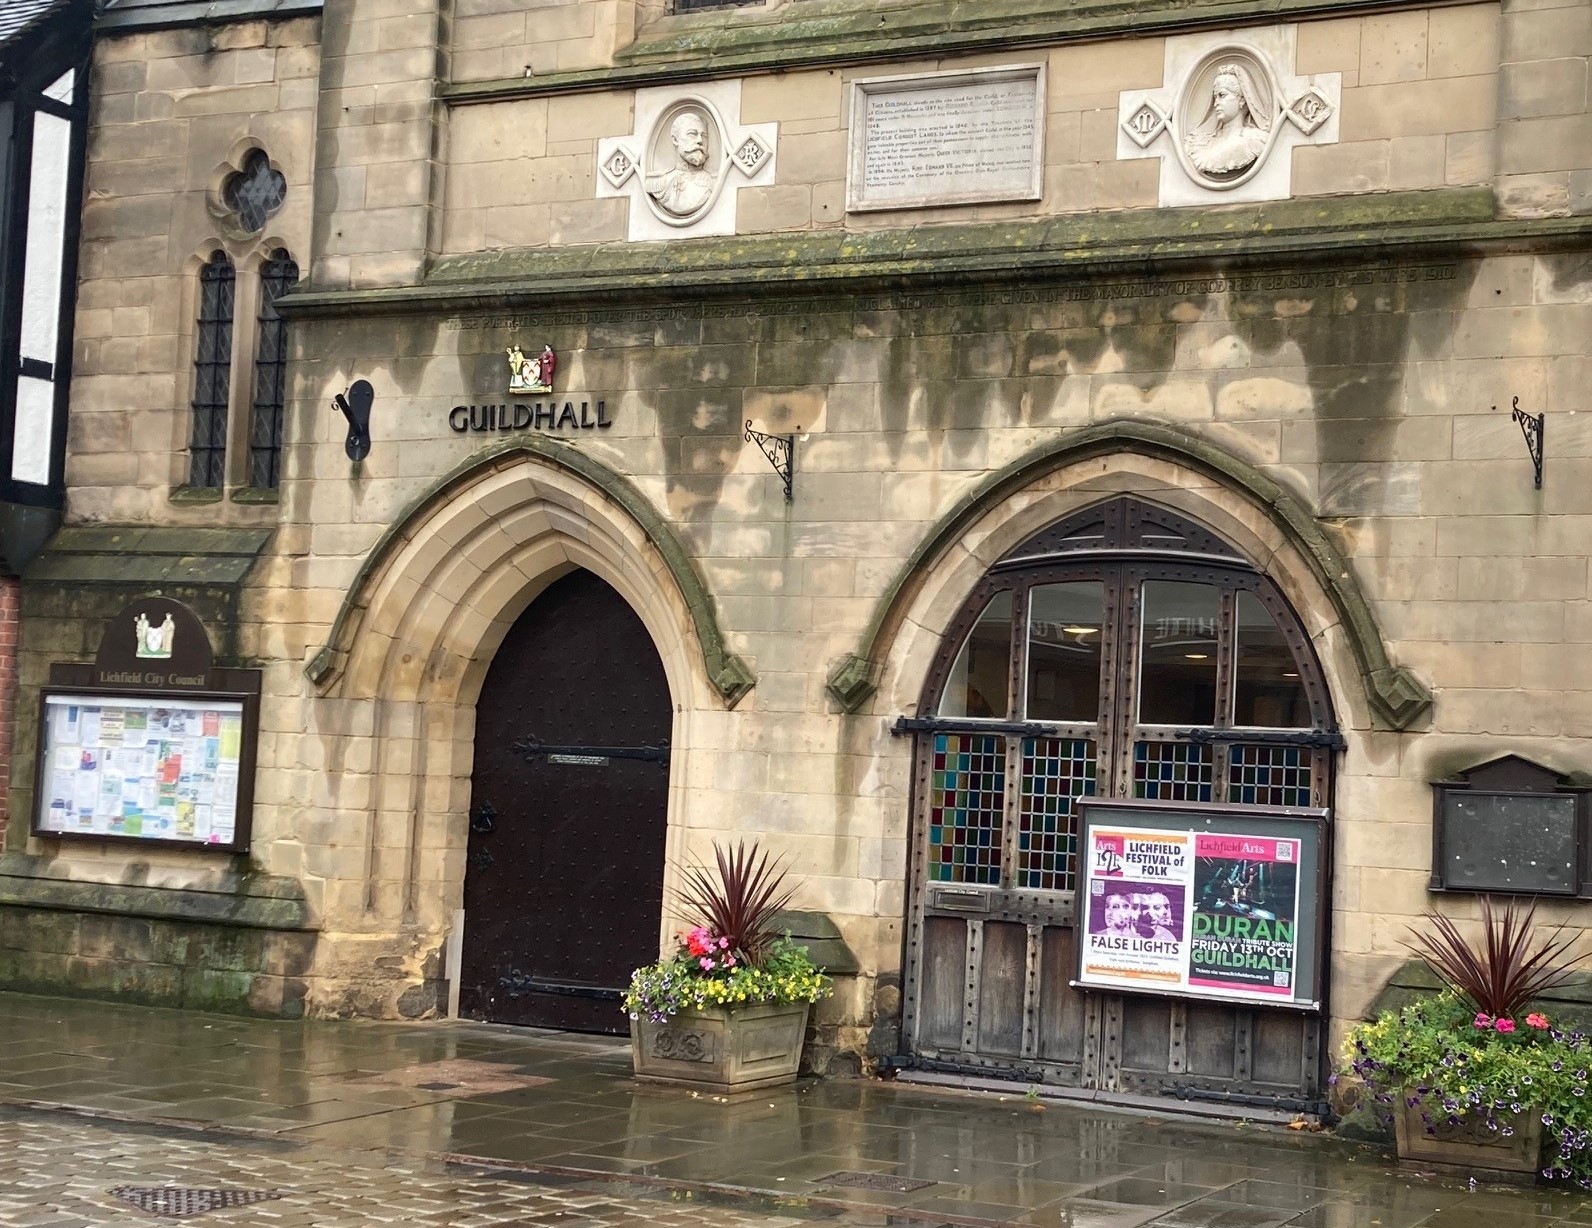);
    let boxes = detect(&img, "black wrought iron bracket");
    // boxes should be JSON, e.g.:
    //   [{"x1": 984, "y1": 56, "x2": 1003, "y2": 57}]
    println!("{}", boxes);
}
[
  {"x1": 1179, "y1": 727, "x2": 1347, "y2": 750},
  {"x1": 513, "y1": 735, "x2": 671, "y2": 765},
  {"x1": 1507, "y1": 396, "x2": 1545, "y2": 489},
  {"x1": 892, "y1": 716, "x2": 1061, "y2": 738},
  {"x1": 332, "y1": 379, "x2": 373, "y2": 462},
  {"x1": 745, "y1": 419, "x2": 795, "y2": 503}
]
